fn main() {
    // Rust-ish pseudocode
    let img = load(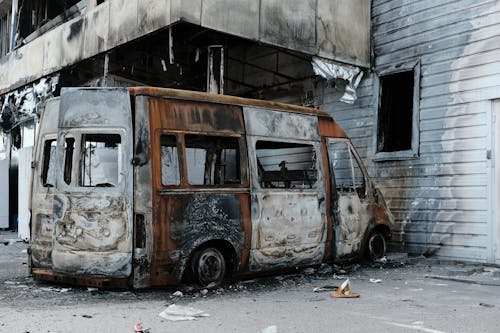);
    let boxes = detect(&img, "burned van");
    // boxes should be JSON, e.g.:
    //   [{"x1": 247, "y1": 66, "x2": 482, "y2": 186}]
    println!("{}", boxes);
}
[{"x1": 29, "y1": 87, "x2": 393, "y2": 288}]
